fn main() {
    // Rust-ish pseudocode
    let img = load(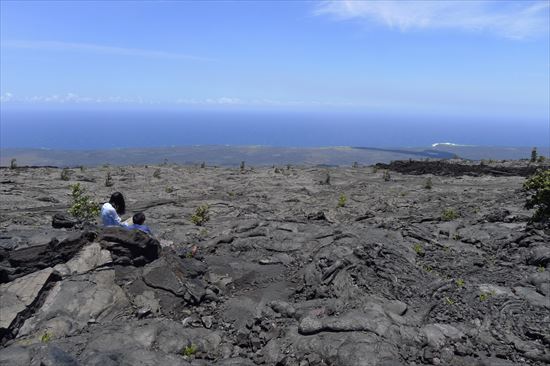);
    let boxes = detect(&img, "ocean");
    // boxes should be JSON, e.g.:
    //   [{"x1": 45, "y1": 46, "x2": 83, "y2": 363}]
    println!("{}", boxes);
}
[{"x1": 1, "y1": 108, "x2": 548, "y2": 149}]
